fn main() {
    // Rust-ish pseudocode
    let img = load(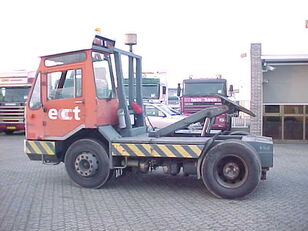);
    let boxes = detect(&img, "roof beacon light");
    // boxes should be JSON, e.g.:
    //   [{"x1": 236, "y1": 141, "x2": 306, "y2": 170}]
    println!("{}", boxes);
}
[
  {"x1": 124, "y1": 33, "x2": 137, "y2": 46},
  {"x1": 95, "y1": 28, "x2": 102, "y2": 35},
  {"x1": 125, "y1": 33, "x2": 137, "y2": 52}
]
